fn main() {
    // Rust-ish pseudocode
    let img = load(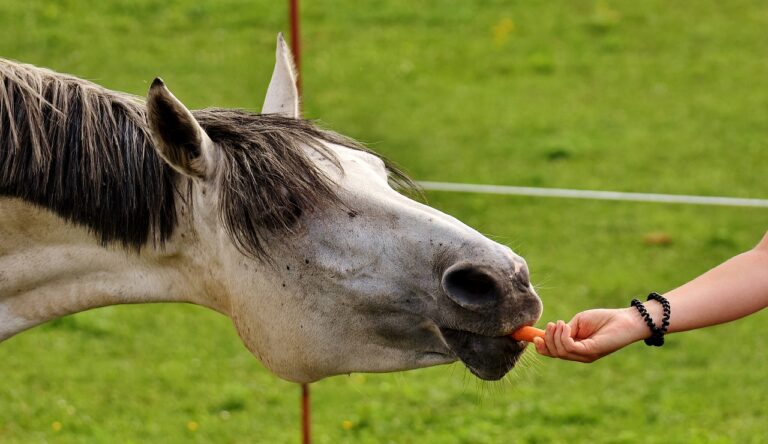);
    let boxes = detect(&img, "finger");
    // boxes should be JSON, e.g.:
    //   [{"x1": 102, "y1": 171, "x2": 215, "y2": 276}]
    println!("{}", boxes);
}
[
  {"x1": 548, "y1": 347, "x2": 597, "y2": 363},
  {"x1": 557, "y1": 345, "x2": 599, "y2": 363},
  {"x1": 544, "y1": 322, "x2": 558, "y2": 356},
  {"x1": 560, "y1": 323, "x2": 573, "y2": 353},
  {"x1": 554, "y1": 351, "x2": 596, "y2": 363},
  {"x1": 538, "y1": 323, "x2": 554, "y2": 356},
  {"x1": 568, "y1": 354, "x2": 597, "y2": 363},
  {"x1": 560, "y1": 322, "x2": 576, "y2": 352},
  {"x1": 547, "y1": 322, "x2": 586, "y2": 359},
  {"x1": 564, "y1": 328, "x2": 596, "y2": 362},
  {"x1": 552, "y1": 321, "x2": 568, "y2": 357},
  {"x1": 550, "y1": 321, "x2": 563, "y2": 356},
  {"x1": 532, "y1": 337, "x2": 551, "y2": 357}
]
